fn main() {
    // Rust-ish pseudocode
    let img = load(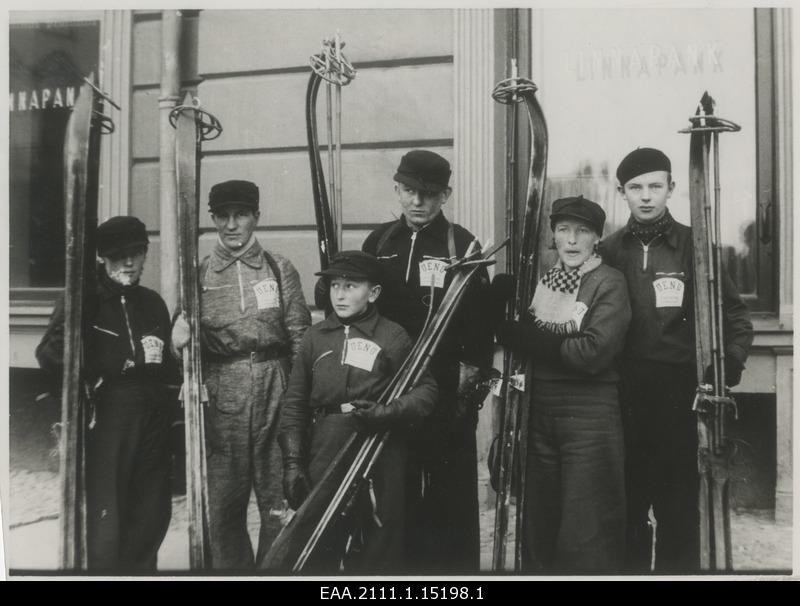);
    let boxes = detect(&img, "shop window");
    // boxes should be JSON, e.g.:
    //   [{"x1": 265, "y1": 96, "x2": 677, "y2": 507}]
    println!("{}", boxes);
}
[
  {"x1": 9, "y1": 20, "x2": 100, "y2": 296},
  {"x1": 531, "y1": 8, "x2": 777, "y2": 312}
]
